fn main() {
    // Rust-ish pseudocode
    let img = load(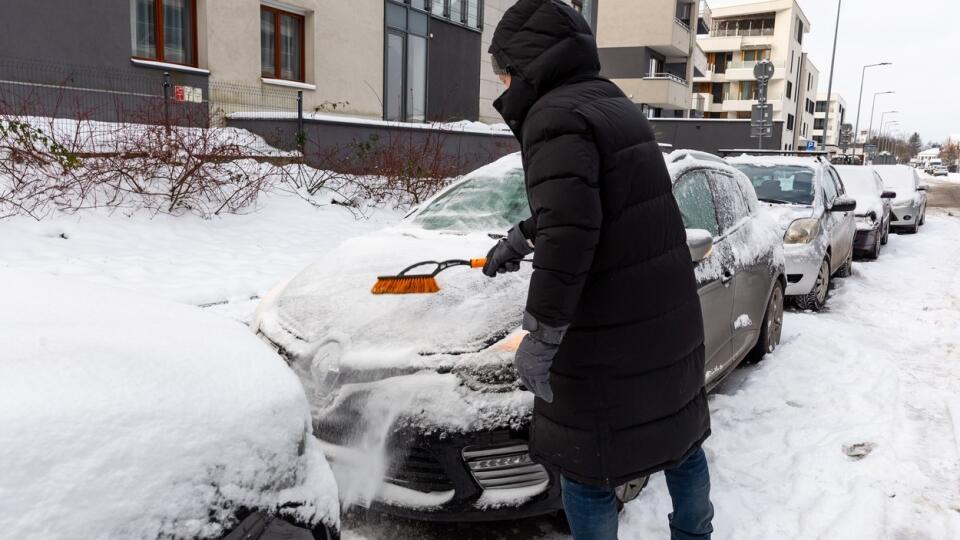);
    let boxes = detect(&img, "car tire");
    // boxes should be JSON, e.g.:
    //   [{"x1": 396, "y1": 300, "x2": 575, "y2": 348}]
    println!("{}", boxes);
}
[
  {"x1": 793, "y1": 258, "x2": 831, "y2": 311},
  {"x1": 881, "y1": 221, "x2": 890, "y2": 245},
  {"x1": 919, "y1": 207, "x2": 926, "y2": 226},
  {"x1": 908, "y1": 222, "x2": 920, "y2": 234},
  {"x1": 867, "y1": 231, "x2": 881, "y2": 260},
  {"x1": 747, "y1": 280, "x2": 784, "y2": 364},
  {"x1": 836, "y1": 252, "x2": 853, "y2": 278}
]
